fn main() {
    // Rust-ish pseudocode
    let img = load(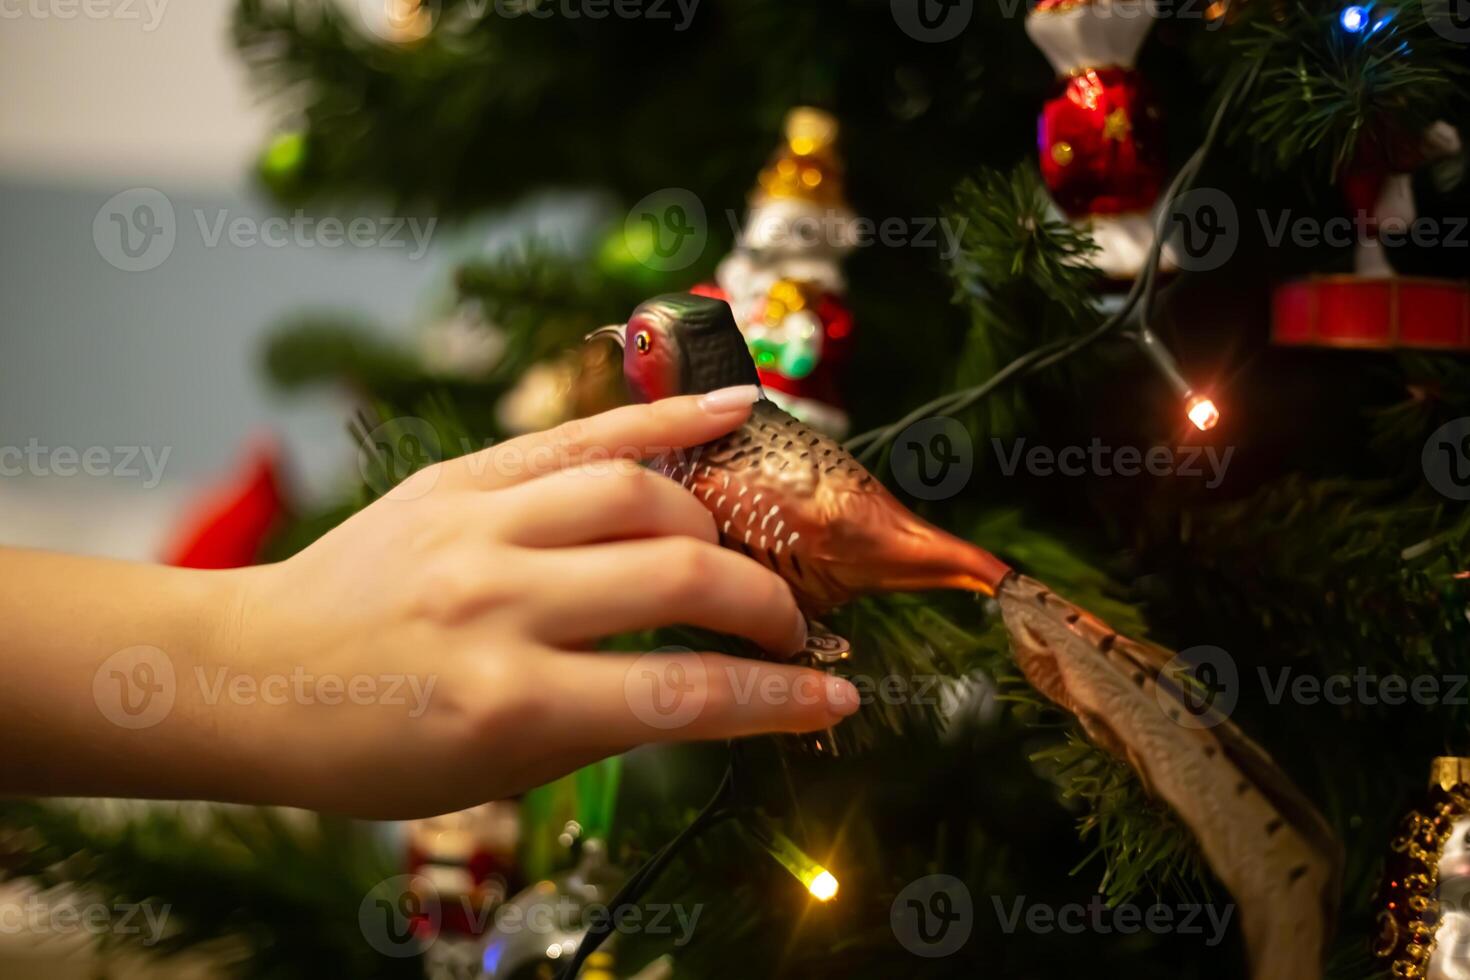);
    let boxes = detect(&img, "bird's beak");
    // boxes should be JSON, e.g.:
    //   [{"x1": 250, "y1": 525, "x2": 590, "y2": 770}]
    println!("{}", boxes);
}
[{"x1": 584, "y1": 323, "x2": 625, "y2": 348}]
